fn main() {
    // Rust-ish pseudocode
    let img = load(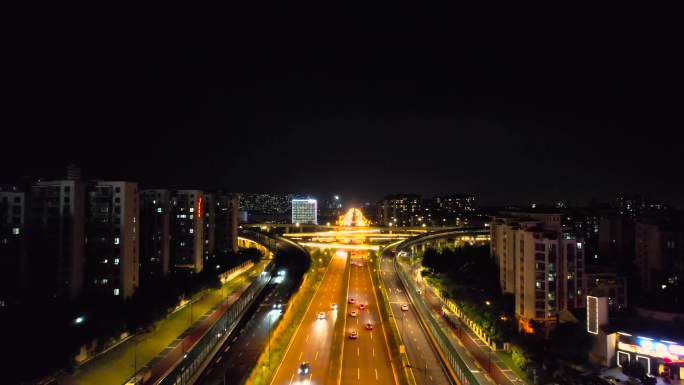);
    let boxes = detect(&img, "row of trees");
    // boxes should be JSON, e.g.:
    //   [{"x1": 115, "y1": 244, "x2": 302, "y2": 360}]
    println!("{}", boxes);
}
[
  {"x1": 421, "y1": 245, "x2": 516, "y2": 342},
  {"x1": 1, "y1": 248, "x2": 263, "y2": 384},
  {"x1": 419, "y1": 245, "x2": 593, "y2": 382}
]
